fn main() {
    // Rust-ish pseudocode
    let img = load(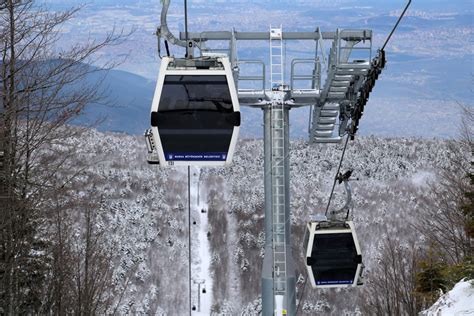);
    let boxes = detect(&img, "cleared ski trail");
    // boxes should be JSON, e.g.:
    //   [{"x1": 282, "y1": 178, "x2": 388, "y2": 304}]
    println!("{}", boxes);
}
[{"x1": 190, "y1": 167, "x2": 213, "y2": 315}]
